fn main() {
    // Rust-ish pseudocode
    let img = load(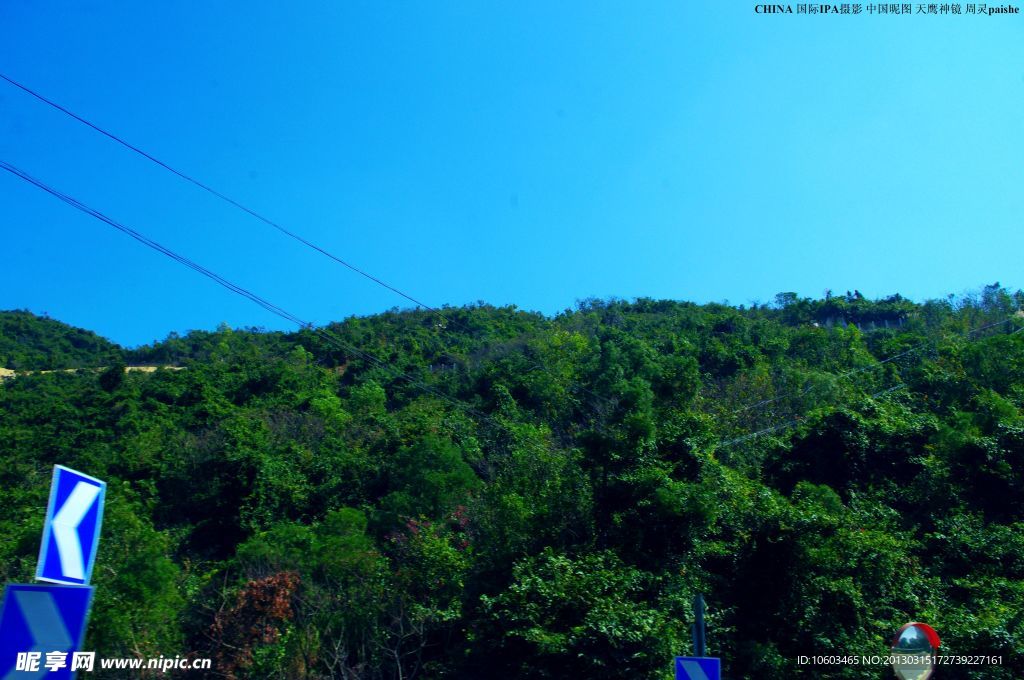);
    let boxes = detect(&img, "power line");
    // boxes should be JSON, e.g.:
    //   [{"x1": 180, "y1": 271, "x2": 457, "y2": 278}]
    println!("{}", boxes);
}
[
  {"x1": 730, "y1": 316, "x2": 1015, "y2": 417},
  {"x1": 719, "y1": 384, "x2": 910, "y2": 449},
  {"x1": 7, "y1": 155, "x2": 1022, "y2": 461},
  {"x1": 0, "y1": 159, "x2": 494, "y2": 425},
  {"x1": 0, "y1": 72, "x2": 439, "y2": 317},
  {"x1": 0, "y1": 71, "x2": 621, "y2": 412},
  {"x1": 6, "y1": 150, "x2": 1019, "y2": 457},
  {"x1": 1, "y1": 159, "x2": 619, "y2": 469},
  {"x1": 718, "y1": 317, "x2": 1022, "y2": 449},
  {"x1": 5, "y1": 78, "x2": 1022, "y2": 456}
]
